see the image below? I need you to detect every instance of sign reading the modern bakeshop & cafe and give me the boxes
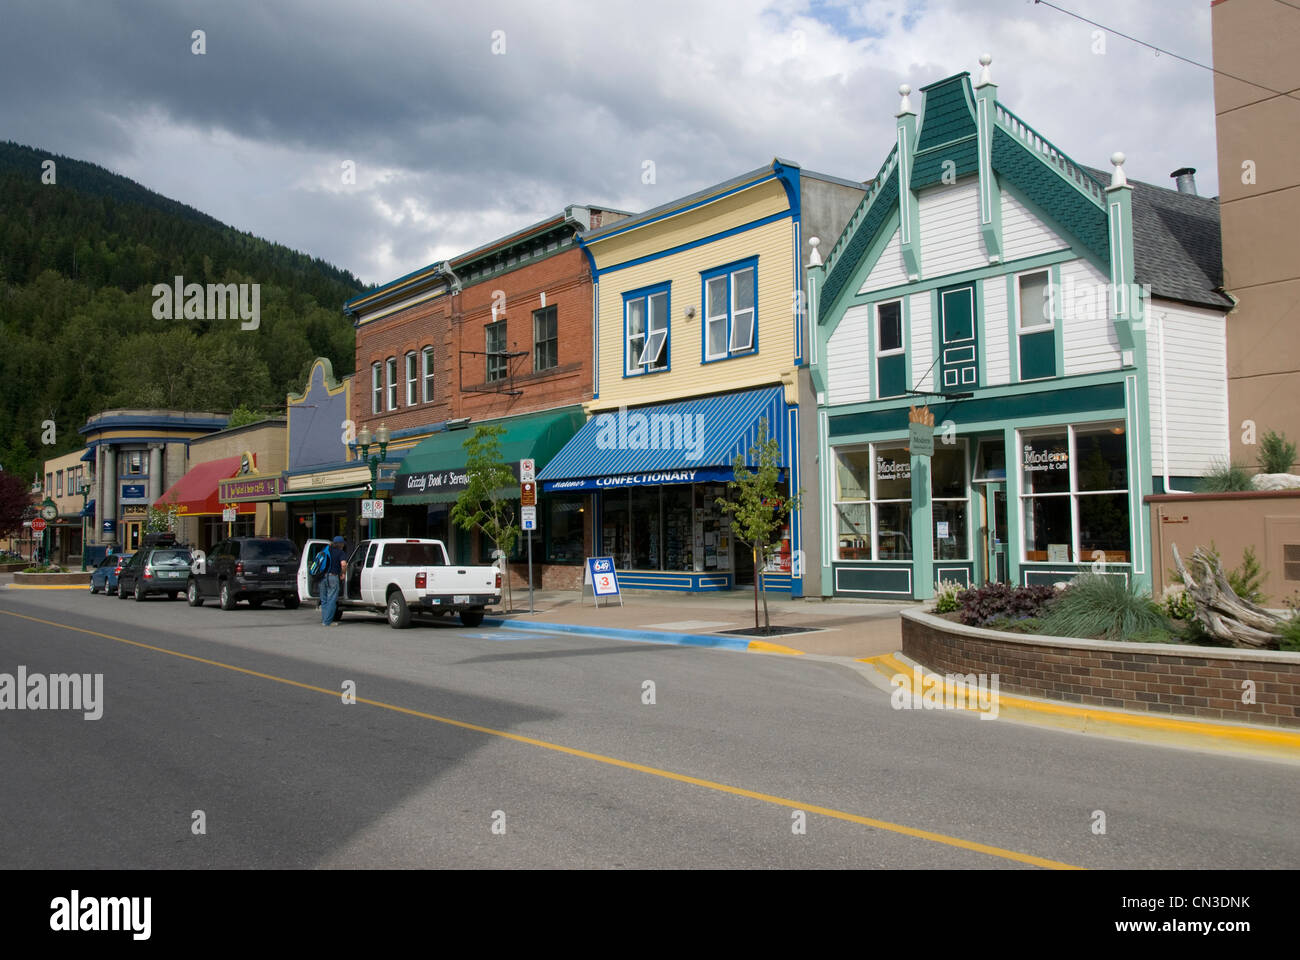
[908,422,934,458]
[1022,444,1069,472]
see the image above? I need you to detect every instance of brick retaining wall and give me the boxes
[901,610,1300,728]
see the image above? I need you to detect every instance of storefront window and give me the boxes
[832,445,912,561]
[602,492,631,569]
[663,486,693,571]
[1020,424,1129,563]
[629,488,660,568]
[545,495,585,564]
[931,444,969,560]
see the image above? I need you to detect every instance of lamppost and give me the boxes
[356,422,390,538]
[78,479,91,571]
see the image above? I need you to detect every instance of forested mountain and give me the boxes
[0,141,368,481]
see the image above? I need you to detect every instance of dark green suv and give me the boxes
[117,537,195,601]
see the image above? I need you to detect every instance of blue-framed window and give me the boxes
[875,299,906,399]
[701,258,758,362]
[623,283,671,376]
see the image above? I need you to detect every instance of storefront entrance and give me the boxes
[977,483,1008,585]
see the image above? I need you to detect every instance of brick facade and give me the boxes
[901,610,1300,728]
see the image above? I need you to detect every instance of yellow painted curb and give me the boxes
[747,639,805,655]
[862,652,1300,760]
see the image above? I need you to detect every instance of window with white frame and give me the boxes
[56,471,63,496]
[486,321,507,381]
[1016,270,1056,380]
[1020,422,1129,564]
[833,444,913,561]
[875,299,906,398]
[126,451,144,475]
[372,362,382,414]
[386,357,397,410]
[405,351,418,406]
[421,346,434,402]
[625,286,669,375]
[702,261,757,361]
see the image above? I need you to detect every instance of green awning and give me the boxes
[393,406,586,504]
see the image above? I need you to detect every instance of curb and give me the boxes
[5,584,90,590]
[862,652,1300,762]
[482,617,805,655]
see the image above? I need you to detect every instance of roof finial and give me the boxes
[807,236,822,267]
[976,53,993,86]
[1110,151,1128,188]
[896,84,914,117]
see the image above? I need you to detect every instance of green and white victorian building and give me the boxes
[806,57,1232,600]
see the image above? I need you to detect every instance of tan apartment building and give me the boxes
[1213,0,1300,468]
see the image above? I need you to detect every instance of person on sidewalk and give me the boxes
[319,536,348,627]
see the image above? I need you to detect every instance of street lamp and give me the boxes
[78,480,91,571]
[357,422,390,538]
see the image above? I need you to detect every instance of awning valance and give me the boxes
[154,456,255,516]
[280,486,370,503]
[537,386,788,491]
[393,406,585,504]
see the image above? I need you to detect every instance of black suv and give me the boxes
[187,537,301,610]
[116,534,194,601]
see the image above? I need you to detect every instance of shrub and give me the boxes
[957,582,1057,626]
[981,616,1043,634]
[1229,546,1267,604]
[1160,585,1195,621]
[1277,617,1300,653]
[933,579,965,614]
[1038,574,1168,641]
[1258,430,1297,475]
[1197,460,1254,492]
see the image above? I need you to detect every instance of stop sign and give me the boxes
[31,518,47,532]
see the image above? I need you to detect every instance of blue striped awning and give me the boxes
[537,386,788,491]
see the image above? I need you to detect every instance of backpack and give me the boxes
[309,547,330,578]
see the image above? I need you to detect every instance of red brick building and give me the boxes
[345,205,628,589]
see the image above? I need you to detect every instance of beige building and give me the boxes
[41,447,92,564]
[1213,0,1300,468]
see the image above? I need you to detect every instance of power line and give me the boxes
[1033,0,1300,104]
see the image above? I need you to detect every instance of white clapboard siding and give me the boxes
[1060,258,1122,375]
[857,227,908,295]
[910,292,933,392]
[827,303,872,405]
[1001,190,1070,261]
[983,277,1010,386]
[918,179,985,278]
[1145,300,1229,476]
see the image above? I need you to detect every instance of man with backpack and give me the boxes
[317,535,348,627]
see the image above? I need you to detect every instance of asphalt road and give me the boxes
[1,585,1297,869]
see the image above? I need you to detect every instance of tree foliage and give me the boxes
[0,141,366,481]
[0,471,32,536]
[450,425,520,608]
[715,417,800,632]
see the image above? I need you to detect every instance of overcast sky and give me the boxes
[2,0,1224,287]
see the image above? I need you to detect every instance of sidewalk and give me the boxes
[487,588,915,659]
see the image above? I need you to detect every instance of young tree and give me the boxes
[715,417,801,633]
[450,424,521,611]
[146,500,180,533]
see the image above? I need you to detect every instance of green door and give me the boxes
[940,285,978,390]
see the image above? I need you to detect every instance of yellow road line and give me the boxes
[6,584,90,590]
[865,652,1300,751]
[0,608,1083,870]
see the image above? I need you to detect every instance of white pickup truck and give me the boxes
[297,538,501,628]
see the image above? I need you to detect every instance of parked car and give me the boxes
[117,542,194,600]
[188,537,301,610]
[90,552,134,595]
[296,537,500,628]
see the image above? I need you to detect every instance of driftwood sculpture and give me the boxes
[1170,543,1281,648]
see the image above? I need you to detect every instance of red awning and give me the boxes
[154,456,256,517]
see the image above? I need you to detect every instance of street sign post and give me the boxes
[520,481,536,506]
[519,458,535,482]
[31,518,47,533]
[361,499,385,519]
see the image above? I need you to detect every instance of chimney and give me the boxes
[1170,167,1198,195]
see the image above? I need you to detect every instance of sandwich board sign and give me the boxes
[583,556,623,607]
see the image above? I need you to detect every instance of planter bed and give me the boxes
[902,608,1300,728]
